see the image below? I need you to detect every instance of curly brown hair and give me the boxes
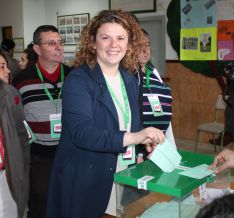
[74,10,145,73]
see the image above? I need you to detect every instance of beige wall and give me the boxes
[166,62,224,143]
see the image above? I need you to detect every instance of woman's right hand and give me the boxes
[123,127,165,148]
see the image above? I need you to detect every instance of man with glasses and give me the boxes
[12,25,71,218]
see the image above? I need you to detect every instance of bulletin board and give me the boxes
[57,13,90,45]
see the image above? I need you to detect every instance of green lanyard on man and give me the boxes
[36,63,64,138]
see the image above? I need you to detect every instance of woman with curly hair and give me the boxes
[46,9,165,218]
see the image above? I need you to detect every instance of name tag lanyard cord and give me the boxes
[144,64,155,96]
[144,65,164,116]
[105,75,130,131]
[145,64,151,90]
[144,64,166,94]
[36,63,64,114]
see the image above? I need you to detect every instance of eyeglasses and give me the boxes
[39,40,64,47]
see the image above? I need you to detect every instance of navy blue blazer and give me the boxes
[46,64,141,218]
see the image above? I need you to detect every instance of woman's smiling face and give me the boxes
[95,22,129,69]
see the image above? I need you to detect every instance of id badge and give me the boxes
[23,120,36,144]
[123,145,134,159]
[119,145,136,167]
[147,95,164,117]
[50,113,62,139]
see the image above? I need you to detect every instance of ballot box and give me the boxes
[114,150,222,218]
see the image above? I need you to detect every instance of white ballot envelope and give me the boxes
[149,138,182,172]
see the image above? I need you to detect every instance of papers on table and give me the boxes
[178,164,214,179]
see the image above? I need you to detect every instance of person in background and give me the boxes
[195,193,234,218]
[46,9,165,218]
[1,38,20,82]
[136,29,176,162]
[0,50,30,218]
[19,43,38,70]
[209,62,234,147]
[210,149,234,174]
[12,25,71,218]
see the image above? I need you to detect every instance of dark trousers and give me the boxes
[27,153,54,218]
[225,104,234,141]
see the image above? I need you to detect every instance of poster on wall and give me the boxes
[180,0,217,60]
[217,0,234,20]
[217,20,234,60]
[180,27,217,60]
[109,0,156,13]
[180,0,216,29]
[57,13,90,45]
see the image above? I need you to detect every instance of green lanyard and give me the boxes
[36,63,64,113]
[105,75,130,130]
[145,64,151,88]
